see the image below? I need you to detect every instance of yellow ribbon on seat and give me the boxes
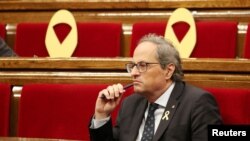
[45,9,78,57]
[165,8,197,58]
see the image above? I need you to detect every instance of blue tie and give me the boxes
[141,103,158,141]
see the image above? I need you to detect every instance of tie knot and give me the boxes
[149,103,158,113]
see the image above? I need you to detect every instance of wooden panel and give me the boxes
[182,58,250,73]
[0,72,132,85]
[1,57,250,72]
[0,0,250,10]
[0,57,131,70]
[0,58,250,87]
[1,72,249,88]
[185,74,250,88]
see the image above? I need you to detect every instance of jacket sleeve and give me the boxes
[191,92,222,141]
[89,118,115,141]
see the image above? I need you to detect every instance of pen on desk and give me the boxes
[101,83,133,99]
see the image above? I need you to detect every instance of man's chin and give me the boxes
[134,87,144,94]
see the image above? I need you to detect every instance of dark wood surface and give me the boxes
[1,0,250,10]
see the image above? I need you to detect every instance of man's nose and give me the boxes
[130,66,140,76]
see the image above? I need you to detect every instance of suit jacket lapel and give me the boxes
[153,81,185,141]
[127,98,148,141]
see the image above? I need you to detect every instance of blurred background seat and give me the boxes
[130,21,238,58]
[129,22,166,56]
[17,83,133,140]
[0,83,11,136]
[14,22,122,57]
[0,23,6,39]
[204,87,250,124]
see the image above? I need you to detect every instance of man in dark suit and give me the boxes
[89,34,222,141]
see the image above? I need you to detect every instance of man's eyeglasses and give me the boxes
[125,62,160,73]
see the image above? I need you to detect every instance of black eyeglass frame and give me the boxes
[125,61,160,73]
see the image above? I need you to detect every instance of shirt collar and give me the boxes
[154,82,175,108]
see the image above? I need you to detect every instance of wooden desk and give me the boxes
[0,137,81,141]
[1,57,250,72]
[0,57,250,88]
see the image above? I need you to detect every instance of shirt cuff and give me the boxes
[90,116,111,129]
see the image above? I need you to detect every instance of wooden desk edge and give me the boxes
[1,57,250,72]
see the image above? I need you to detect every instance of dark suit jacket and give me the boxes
[89,81,222,141]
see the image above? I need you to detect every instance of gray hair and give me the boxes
[138,33,183,81]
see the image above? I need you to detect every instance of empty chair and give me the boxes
[204,87,250,124]
[0,83,11,136]
[0,23,6,39]
[15,22,122,57]
[17,83,133,140]
[130,21,237,58]
[243,23,250,58]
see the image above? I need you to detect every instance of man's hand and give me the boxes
[94,83,125,120]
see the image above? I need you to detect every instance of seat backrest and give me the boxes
[192,21,237,58]
[130,21,237,58]
[0,83,11,136]
[204,87,250,124]
[17,83,133,140]
[0,23,6,39]
[75,22,122,57]
[15,22,122,57]
[130,22,167,56]
[243,23,250,58]
[14,23,48,57]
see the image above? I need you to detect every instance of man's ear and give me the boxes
[165,63,175,79]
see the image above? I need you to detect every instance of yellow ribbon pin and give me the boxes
[162,111,170,120]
